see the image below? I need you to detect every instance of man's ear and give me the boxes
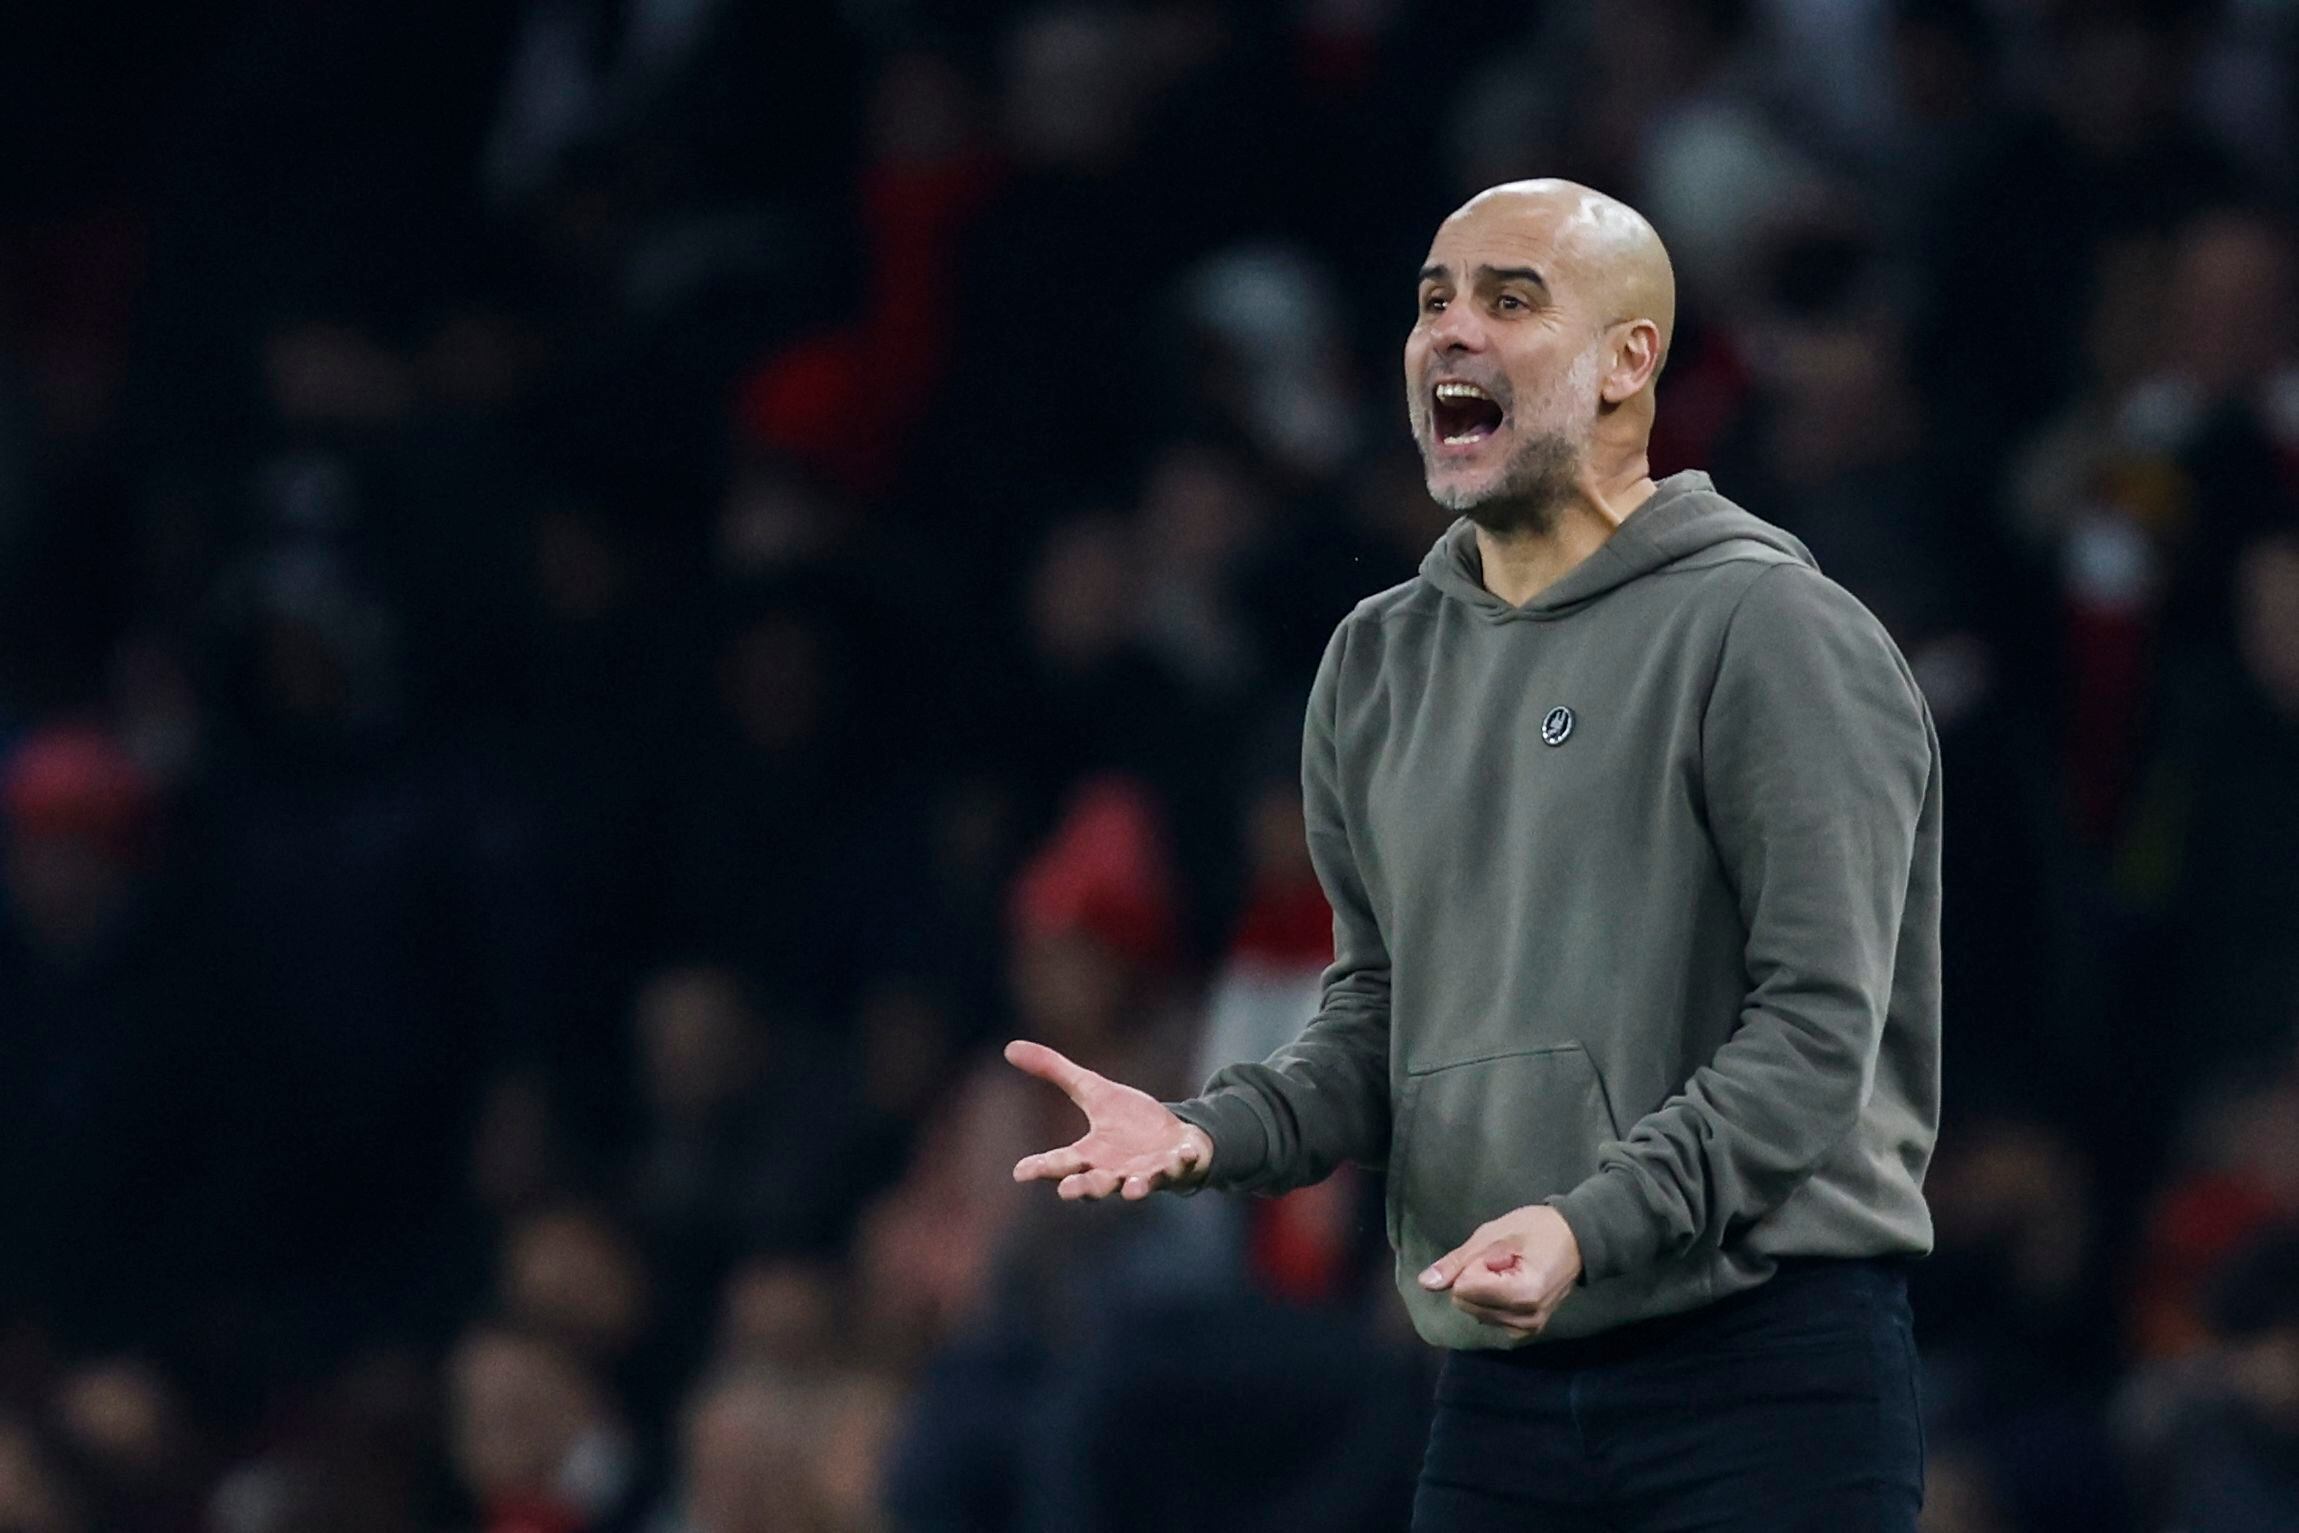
[1600,319,1662,404]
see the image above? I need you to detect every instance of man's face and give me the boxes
[1405,203,1604,530]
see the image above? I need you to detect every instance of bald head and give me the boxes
[1443,179,1677,374]
[1406,180,1674,530]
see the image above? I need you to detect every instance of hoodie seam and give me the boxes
[1627,548,1801,586]
[1697,561,1802,775]
[1653,544,1805,577]
[1346,584,1441,630]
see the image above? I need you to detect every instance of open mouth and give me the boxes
[1431,381,1505,446]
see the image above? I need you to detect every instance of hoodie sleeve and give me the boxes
[1550,562,1934,1280]
[1166,624,1391,1194]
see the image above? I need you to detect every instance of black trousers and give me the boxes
[1411,1258,1924,1532]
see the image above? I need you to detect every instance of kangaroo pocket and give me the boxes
[1387,1043,1623,1268]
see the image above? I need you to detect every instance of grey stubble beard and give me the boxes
[1429,429,1581,536]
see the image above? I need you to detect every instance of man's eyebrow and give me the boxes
[1475,264,1548,291]
[1417,262,1551,292]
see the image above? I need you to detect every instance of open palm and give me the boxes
[1006,1039,1213,1200]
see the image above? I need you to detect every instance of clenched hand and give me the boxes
[1006,1039,1214,1200]
[1418,1204,1583,1338]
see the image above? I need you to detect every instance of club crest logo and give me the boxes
[1540,706,1575,747]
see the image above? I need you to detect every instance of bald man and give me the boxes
[1009,181,1938,1531]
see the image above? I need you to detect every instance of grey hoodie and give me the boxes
[1170,470,1941,1349]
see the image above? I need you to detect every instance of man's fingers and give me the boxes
[1017,1133,1197,1204]
[1013,1146,1088,1183]
[1452,1279,1530,1314]
[1058,1169,1121,1201]
[1117,1146,1188,1199]
[1449,1252,1526,1305]
[1003,1039,1098,1104]
[1018,1144,1188,1201]
[1449,1280,1560,1334]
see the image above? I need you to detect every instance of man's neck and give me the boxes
[1474,463,1658,607]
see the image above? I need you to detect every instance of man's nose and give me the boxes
[1426,304,1487,354]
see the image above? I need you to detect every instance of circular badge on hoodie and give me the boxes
[1541,706,1574,746]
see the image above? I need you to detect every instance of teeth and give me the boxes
[1441,432,1482,445]
[1434,382,1491,401]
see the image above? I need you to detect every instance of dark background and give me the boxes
[3,1,2298,1530]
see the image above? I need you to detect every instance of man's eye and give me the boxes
[1497,293,1525,311]
[1422,294,1447,314]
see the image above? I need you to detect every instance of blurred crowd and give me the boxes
[3,0,2299,1529]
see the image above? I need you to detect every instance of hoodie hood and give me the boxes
[1419,470,1817,622]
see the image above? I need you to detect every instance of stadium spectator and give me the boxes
[447,1323,648,1533]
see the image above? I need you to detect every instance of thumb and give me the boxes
[1419,1235,1488,1291]
[1003,1039,1098,1106]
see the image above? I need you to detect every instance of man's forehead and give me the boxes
[1424,222,1560,266]
[1422,219,1575,291]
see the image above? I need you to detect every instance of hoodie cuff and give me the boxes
[1549,1170,1663,1284]
[1165,1092,1271,1194]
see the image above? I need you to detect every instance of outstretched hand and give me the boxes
[1006,1039,1214,1201]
